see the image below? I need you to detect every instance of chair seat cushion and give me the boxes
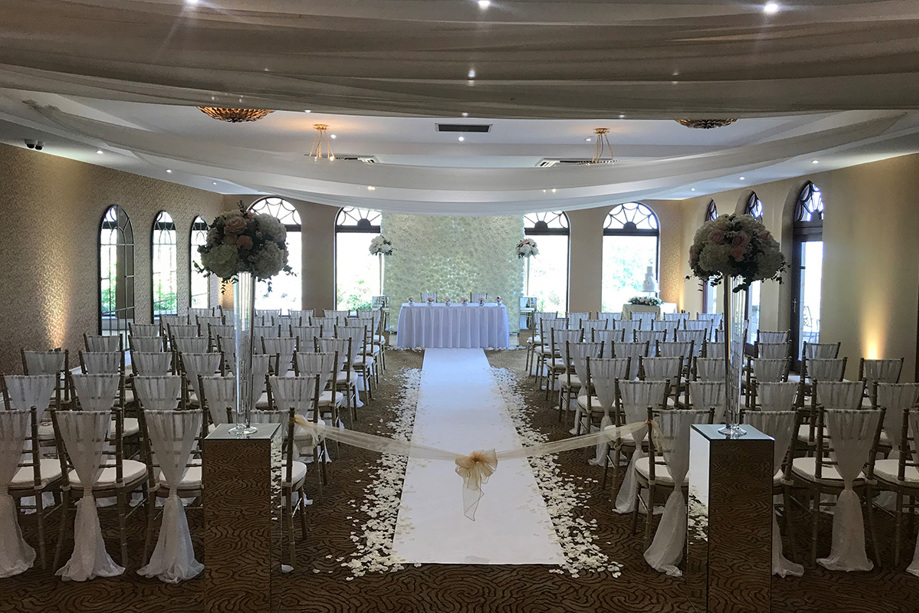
[286,461,308,488]
[70,459,147,489]
[11,459,63,489]
[577,394,604,411]
[110,417,139,438]
[560,374,581,389]
[796,423,826,443]
[156,466,202,490]
[791,457,864,483]
[874,459,919,485]
[254,391,271,409]
[635,457,673,484]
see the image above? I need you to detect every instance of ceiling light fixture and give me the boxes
[308,123,335,161]
[618,114,626,119]
[589,127,615,165]
[467,69,476,79]
[739,176,746,181]
[96,150,104,155]
[764,2,779,14]
[304,110,311,113]
[478,0,490,8]
[166,169,173,173]
[812,160,819,164]
[197,107,275,123]
[691,188,696,192]
[676,118,738,129]
[462,112,469,117]
[367,185,376,191]
[458,136,465,142]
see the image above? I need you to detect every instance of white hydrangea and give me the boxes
[256,213,287,243]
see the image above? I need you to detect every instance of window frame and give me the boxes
[190,215,210,309]
[602,202,661,311]
[98,204,135,339]
[248,197,302,311]
[150,210,178,321]
[523,210,571,312]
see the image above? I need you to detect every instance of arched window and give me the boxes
[335,207,382,310]
[705,200,718,222]
[792,182,824,361]
[743,192,764,342]
[151,211,177,321]
[602,202,660,312]
[745,193,764,219]
[190,216,210,309]
[702,201,718,312]
[523,211,570,313]
[249,197,302,311]
[100,205,135,339]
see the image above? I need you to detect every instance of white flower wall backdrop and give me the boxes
[382,214,524,332]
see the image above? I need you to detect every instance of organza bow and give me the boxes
[454,449,498,520]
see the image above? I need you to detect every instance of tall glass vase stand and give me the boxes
[229,271,258,436]
[719,277,748,437]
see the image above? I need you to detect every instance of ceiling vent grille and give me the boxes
[436,123,492,133]
[537,158,615,167]
[333,155,378,164]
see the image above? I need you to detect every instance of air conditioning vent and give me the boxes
[333,155,378,164]
[537,158,615,167]
[436,123,492,133]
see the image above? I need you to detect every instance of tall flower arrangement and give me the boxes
[197,202,292,282]
[369,234,394,256]
[688,213,785,291]
[515,237,538,258]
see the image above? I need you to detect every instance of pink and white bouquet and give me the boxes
[628,296,663,306]
[516,237,538,258]
[460,297,469,305]
[426,296,435,304]
[408,296,414,304]
[197,201,292,282]
[495,296,503,305]
[477,297,486,306]
[444,297,452,305]
[369,234,394,256]
[689,214,785,292]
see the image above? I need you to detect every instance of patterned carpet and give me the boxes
[3,349,918,613]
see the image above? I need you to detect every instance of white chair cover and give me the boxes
[613,342,649,380]
[631,311,656,328]
[635,330,665,345]
[81,352,122,374]
[0,411,36,577]
[705,343,726,359]
[270,376,320,450]
[688,381,726,421]
[862,359,903,385]
[316,338,362,407]
[658,341,693,360]
[85,335,122,352]
[805,342,840,359]
[743,410,804,577]
[55,410,124,581]
[597,312,622,326]
[173,337,209,355]
[758,382,799,411]
[263,336,297,377]
[199,375,236,425]
[615,319,641,335]
[694,358,725,381]
[131,336,165,354]
[71,374,120,413]
[817,381,866,410]
[23,350,66,376]
[133,376,183,412]
[295,352,337,397]
[132,352,172,376]
[137,410,204,583]
[586,358,627,465]
[756,343,788,360]
[4,374,55,420]
[644,409,710,576]
[641,357,682,383]
[877,384,919,454]
[675,330,706,356]
[908,411,919,577]
[181,353,222,401]
[753,359,787,383]
[566,342,604,431]
[816,409,881,571]
[614,380,667,514]
[807,358,846,382]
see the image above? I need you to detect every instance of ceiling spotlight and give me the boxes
[618,114,625,119]
[212,181,218,185]
[367,185,376,191]
[478,0,490,7]
[166,169,173,174]
[763,2,779,14]
[812,159,819,164]
[690,188,696,192]
[304,110,311,113]
[96,149,104,155]
[330,134,337,139]
[186,0,198,5]
[461,112,469,117]
[467,69,476,79]
[551,188,557,193]
[739,176,745,181]
[458,136,465,142]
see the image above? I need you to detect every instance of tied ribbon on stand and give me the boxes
[454,450,498,520]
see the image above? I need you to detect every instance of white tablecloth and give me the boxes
[621,302,679,320]
[396,303,510,349]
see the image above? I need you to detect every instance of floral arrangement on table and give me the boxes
[369,234,394,256]
[196,201,292,283]
[688,213,786,292]
[495,296,503,305]
[516,237,538,258]
[477,297,486,306]
[408,296,414,304]
[460,297,469,305]
[426,296,435,304]
[444,297,452,305]
[628,296,662,306]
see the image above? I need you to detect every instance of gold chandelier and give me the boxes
[676,118,738,129]
[308,123,335,161]
[196,106,275,123]
[589,127,614,164]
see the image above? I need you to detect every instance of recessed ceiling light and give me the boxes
[672,70,680,77]
[304,110,311,113]
[764,2,779,14]
[618,114,625,119]
[467,69,476,79]
[330,134,337,139]
[478,0,490,8]
[690,188,696,192]
[186,0,198,5]
[212,181,218,185]
[585,137,592,142]
[96,149,104,155]
[739,176,745,181]
[551,188,557,193]
[542,189,547,193]
[367,185,376,191]
[811,159,819,164]
[458,136,465,142]
[461,112,469,117]
[166,169,173,173]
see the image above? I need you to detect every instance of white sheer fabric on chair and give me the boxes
[817,380,866,410]
[0,410,36,577]
[908,411,919,576]
[4,374,56,420]
[131,352,173,377]
[817,409,882,571]
[743,410,804,577]
[269,375,322,455]
[199,375,236,426]
[173,337,209,355]
[137,409,204,583]
[54,410,125,581]
[582,357,627,467]
[133,376,183,412]
[643,409,710,576]
[872,383,919,513]
[614,380,668,514]
[563,341,604,431]
[263,336,297,377]
[80,351,123,375]
[758,382,800,411]
[180,353,222,407]
[84,335,122,353]
[131,336,166,354]
[693,357,725,382]
[687,381,726,421]
[71,374,120,413]
[630,311,656,329]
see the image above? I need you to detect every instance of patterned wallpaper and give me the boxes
[381,214,524,331]
[0,143,223,375]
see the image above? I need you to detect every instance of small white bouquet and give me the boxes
[516,238,538,258]
[369,234,394,256]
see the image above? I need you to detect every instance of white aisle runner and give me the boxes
[392,349,565,564]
